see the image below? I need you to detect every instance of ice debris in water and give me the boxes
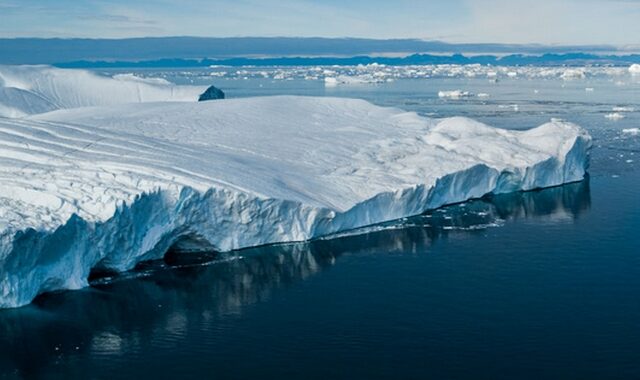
[605,112,625,120]
[612,106,634,112]
[561,69,586,80]
[438,90,472,99]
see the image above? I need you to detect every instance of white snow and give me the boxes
[0,66,592,308]
[0,65,205,118]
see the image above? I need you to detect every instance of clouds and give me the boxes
[455,0,640,44]
[0,0,638,45]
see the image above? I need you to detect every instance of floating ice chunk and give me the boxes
[622,128,640,135]
[605,112,625,120]
[0,95,592,308]
[477,93,490,98]
[613,106,634,112]
[499,104,519,111]
[438,90,472,99]
[324,75,380,86]
[561,69,586,80]
[324,77,338,86]
[629,64,640,75]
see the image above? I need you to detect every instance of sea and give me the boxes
[1,67,639,379]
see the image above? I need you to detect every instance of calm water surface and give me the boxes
[1,71,639,379]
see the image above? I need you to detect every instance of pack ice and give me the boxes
[0,66,591,308]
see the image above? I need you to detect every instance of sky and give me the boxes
[1,0,639,46]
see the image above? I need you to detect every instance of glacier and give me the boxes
[0,66,591,308]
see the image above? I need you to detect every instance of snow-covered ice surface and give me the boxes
[0,67,592,308]
[0,65,205,118]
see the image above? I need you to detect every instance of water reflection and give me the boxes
[0,180,590,378]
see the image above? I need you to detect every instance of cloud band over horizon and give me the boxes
[1,0,639,46]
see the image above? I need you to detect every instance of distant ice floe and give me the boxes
[324,74,387,86]
[629,64,640,75]
[605,112,626,120]
[0,67,593,307]
[623,128,640,135]
[605,106,635,120]
[438,90,472,99]
[499,104,520,112]
[613,106,635,112]
[561,69,586,80]
[438,90,490,99]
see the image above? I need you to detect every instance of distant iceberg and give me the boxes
[0,65,205,118]
[438,90,472,99]
[605,112,625,120]
[0,67,592,308]
[629,64,640,75]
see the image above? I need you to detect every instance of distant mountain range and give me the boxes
[1,37,638,66]
[56,53,640,68]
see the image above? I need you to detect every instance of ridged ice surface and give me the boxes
[0,78,591,308]
[0,65,204,118]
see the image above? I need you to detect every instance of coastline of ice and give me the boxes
[0,66,592,308]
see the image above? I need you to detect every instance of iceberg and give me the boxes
[0,69,592,308]
[0,65,205,118]
[629,64,640,75]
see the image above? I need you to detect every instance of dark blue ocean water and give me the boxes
[1,71,639,379]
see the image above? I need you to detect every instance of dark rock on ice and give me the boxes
[198,85,225,101]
